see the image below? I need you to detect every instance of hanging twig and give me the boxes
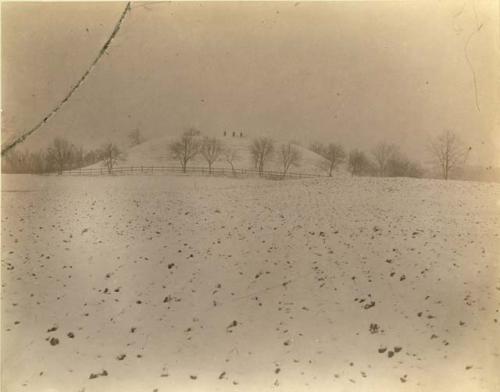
[1,2,132,156]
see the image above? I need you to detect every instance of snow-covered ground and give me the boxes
[2,174,499,392]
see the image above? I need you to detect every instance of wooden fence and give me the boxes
[48,166,326,180]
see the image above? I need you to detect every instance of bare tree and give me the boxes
[99,143,123,174]
[316,143,346,177]
[348,149,372,176]
[46,138,75,174]
[30,150,48,174]
[200,137,223,174]
[428,130,469,180]
[128,128,145,147]
[2,148,30,173]
[169,128,201,173]
[223,147,239,175]
[250,137,274,176]
[278,143,302,176]
[2,142,99,174]
[372,142,399,176]
[386,155,423,178]
[71,146,85,169]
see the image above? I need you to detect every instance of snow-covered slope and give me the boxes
[2,174,499,392]
[110,135,344,176]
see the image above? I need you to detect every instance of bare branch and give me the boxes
[315,143,346,177]
[169,128,201,173]
[249,138,274,176]
[278,143,302,176]
[200,137,223,174]
[428,130,469,180]
[348,149,372,176]
[371,142,399,177]
[223,147,239,175]
[98,142,123,174]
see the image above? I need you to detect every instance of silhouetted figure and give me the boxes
[232,131,235,137]
[223,131,226,137]
[240,132,243,137]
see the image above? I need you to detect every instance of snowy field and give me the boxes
[2,174,500,392]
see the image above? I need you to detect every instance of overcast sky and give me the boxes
[2,1,499,166]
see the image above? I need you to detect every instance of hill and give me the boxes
[110,134,347,176]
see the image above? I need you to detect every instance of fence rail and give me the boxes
[46,166,326,180]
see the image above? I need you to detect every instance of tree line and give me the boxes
[169,128,428,178]
[2,128,469,180]
[2,138,125,175]
[309,142,424,178]
[169,129,469,180]
[2,129,145,174]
